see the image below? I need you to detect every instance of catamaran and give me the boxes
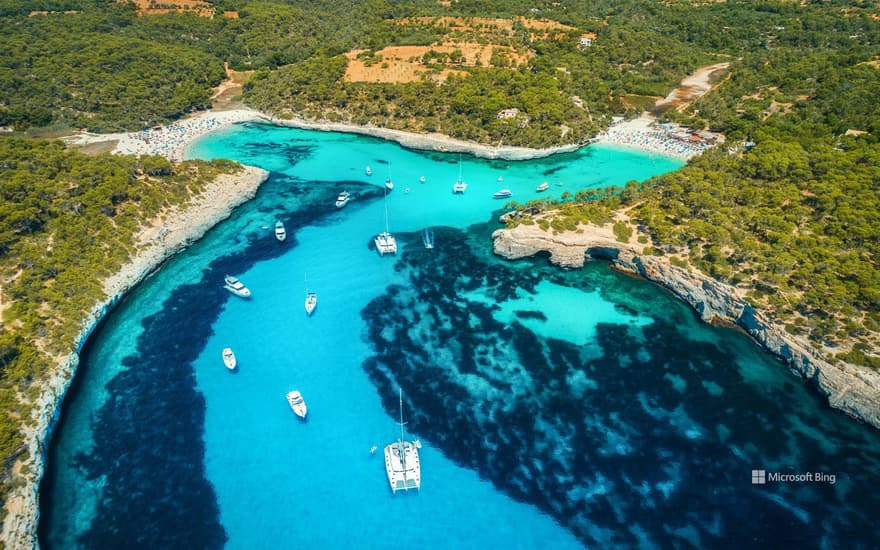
[223,275,251,298]
[452,155,467,193]
[384,389,421,494]
[221,347,236,370]
[374,190,397,255]
[274,220,286,241]
[286,390,308,420]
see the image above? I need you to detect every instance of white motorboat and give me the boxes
[305,291,317,315]
[286,390,308,420]
[221,347,236,370]
[452,155,466,193]
[536,182,549,192]
[274,220,286,241]
[497,176,504,182]
[365,165,372,176]
[493,189,513,199]
[335,190,351,208]
[375,190,397,255]
[223,275,251,298]
[384,389,421,493]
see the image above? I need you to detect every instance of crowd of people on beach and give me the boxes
[98,108,715,163]
[115,110,258,160]
[598,121,715,160]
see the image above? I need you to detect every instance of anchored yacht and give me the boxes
[335,190,351,208]
[286,390,308,420]
[384,389,421,494]
[223,275,251,298]
[221,348,236,370]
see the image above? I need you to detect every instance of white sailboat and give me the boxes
[304,273,317,315]
[365,165,372,176]
[452,155,466,193]
[385,163,394,191]
[422,228,434,249]
[374,189,397,255]
[384,389,421,494]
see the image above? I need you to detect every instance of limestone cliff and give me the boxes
[492,222,880,429]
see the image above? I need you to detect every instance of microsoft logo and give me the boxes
[751,469,766,485]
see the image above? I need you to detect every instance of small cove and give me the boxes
[39,123,880,548]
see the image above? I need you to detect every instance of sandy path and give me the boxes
[655,62,731,112]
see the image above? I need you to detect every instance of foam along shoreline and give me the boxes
[64,107,709,164]
[0,164,269,550]
[491,222,880,430]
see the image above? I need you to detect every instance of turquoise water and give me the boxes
[40,123,880,548]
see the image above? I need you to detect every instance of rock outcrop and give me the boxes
[492,222,880,429]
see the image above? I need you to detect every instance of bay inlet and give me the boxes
[39,123,880,548]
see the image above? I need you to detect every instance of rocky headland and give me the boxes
[492,222,880,430]
[0,164,269,550]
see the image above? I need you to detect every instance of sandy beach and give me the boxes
[63,107,717,164]
[593,113,717,160]
[0,164,269,550]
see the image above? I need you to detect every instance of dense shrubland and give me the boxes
[0,137,240,514]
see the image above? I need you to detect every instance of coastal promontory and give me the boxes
[492,220,880,429]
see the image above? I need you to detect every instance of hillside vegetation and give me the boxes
[0,0,878,528]
[0,137,240,517]
[507,46,880,365]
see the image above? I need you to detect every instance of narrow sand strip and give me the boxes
[63,107,717,164]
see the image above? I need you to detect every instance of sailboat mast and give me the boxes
[384,189,391,234]
[398,388,408,476]
[398,388,405,442]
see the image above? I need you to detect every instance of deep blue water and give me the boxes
[39,123,880,548]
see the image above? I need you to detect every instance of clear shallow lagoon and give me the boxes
[40,123,880,548]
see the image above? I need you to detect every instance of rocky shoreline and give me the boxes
[0,165,269,550]
[491,222,880,430]
[264,115,588,160]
